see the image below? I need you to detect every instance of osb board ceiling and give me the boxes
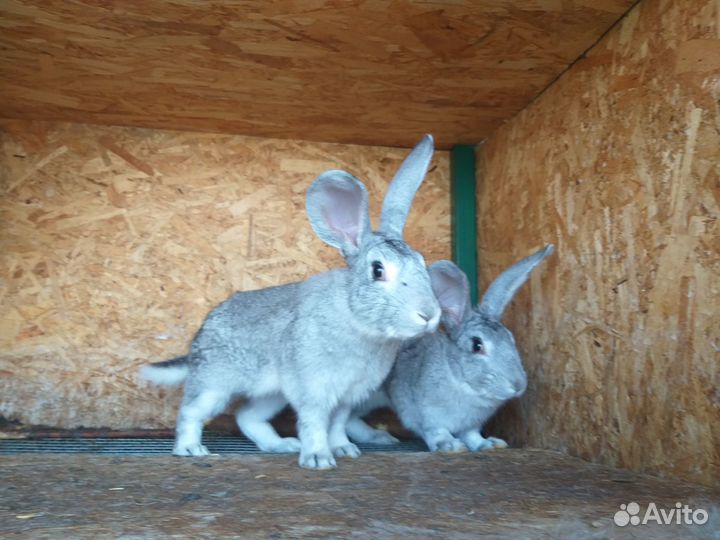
[0,1,633,149]
[477,0,719,485]
[0,119,451,429]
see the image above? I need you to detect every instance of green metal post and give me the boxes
[450,145,478,305]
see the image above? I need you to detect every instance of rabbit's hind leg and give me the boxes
[346,415,399,445]
[174,389,230,456]
[235,394,301,453]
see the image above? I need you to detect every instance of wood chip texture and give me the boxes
[2,450,719,539]
[477,0,720,486]
[0,0,633,148]
[0,120,450,430]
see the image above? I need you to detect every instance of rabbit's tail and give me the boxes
[139,356,190,386]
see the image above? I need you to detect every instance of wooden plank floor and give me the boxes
[1,449,718,539]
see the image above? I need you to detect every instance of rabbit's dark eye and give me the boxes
[371,261,385,281]
[472,337,485,354]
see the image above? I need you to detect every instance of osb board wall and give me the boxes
[478,0,719,485]
[0,0,633,148]
[0,120,450,429]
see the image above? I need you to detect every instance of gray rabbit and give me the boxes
[140,135,441,469]
[347,245,554,452]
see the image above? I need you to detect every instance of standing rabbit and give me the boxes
[140,135,441,469]
[346,245,554,452]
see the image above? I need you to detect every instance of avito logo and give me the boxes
[614,502,708,527]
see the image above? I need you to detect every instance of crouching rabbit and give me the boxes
[347,245,554,452]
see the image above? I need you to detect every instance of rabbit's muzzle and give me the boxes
[413,308,441,334]
[412,299,442,334]
[512,377,528,397]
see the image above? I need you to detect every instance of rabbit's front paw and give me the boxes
[332,443,361,458]
[487,437,508,449]
[467,436,508,451]
[299,450,337,470]
[466,438,492,451]
[261,437,302,453]
[460,429,508,452]
[432,438,467,453]
[173,444,210,457]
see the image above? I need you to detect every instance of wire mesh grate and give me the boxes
[0,434,427,455]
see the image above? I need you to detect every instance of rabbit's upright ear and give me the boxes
[379,134,434,238]
[479,244,555,319]
[429,260,471,335]
[306,170,371,257]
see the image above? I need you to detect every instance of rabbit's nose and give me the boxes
[413,309,440,332]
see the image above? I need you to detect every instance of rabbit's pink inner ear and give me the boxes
[323,211,360,247]
[307,170,371,254]
[321,188,364,247]
[437,288,465,328]
[429,262,470,331]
